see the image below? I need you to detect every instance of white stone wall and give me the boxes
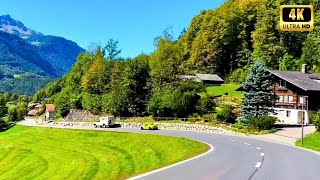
[43,122,245,136]
[271,108,311,125]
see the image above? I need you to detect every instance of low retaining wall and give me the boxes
[42,122,245,136]
[121,122,245,136]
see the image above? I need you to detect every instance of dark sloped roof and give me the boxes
[269,70,320,91]
[195,74,224,82]
[177,75,202,82]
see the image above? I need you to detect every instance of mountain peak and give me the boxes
[0,14,41,38]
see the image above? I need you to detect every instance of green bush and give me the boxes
[203,113,217,122]
[0,118,7,128]
[54,91,71,117]
[216,105,236,123]
[311,111,320,132]
[148,82,203,117]
[81,93,102,114]
[231,123,245,129]
[196,94,215,115]
[248,116,276,130]
[7,107,17,122]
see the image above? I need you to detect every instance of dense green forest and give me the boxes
[0,92,31,129]
[34,0,320,118]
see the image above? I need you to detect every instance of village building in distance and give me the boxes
[178,74,224,86]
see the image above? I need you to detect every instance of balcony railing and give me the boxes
[275,101,307,110]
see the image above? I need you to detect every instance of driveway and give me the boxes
[253,125,316,145]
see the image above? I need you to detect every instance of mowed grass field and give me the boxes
[296,132,320,152]
[0,125,209,180]
[206,84,243,97]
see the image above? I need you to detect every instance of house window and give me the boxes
[289,96,294,103]
[299,96,304,104]
[279,80,287,87]
[279,110,285,118]
[284,96,289,103]
[279,96,284,102]
[286,110,291,118]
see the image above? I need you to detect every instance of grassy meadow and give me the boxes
[296,132,320,152]
[206,84,243,97]
[0,125,208,180]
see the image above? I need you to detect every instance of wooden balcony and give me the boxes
[275,101,307,110]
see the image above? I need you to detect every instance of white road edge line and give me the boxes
[231,139,236,141]
[255,162,262,168]
[261,153,264,157]
[127,141,214,180]
[244,143,251,146]
[256,147,261,150]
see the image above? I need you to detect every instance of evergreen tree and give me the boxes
[103,38,122,61]
[0,97,8,117]
[240,60,275,125]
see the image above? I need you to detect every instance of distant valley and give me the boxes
[0,15,84,95]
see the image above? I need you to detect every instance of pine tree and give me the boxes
[240,60,275,125]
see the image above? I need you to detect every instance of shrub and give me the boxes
[216,105,236,123]
[7,107,17,122]
[196,94,215,115]
[231,123,245,129]
[148,82,203,117]
[311,111,320,132]
[55,92,71,117]
[0,118,7,128]
[203,113,217,122]
[248,116,276,130]
[81,93,101,114]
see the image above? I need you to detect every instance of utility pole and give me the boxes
[301,96,308,146]
[301,96,304,146]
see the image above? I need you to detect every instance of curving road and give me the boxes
[103,128,320,180]
[18,120,320,180]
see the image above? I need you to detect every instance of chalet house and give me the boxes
[45,104,56,121]
[237,64,320,125]
[179,74,224,86]
[27,103,43,116]
[268,65,320,125]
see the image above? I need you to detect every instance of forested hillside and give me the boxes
[34,0,320,117]
[176,0,320,82]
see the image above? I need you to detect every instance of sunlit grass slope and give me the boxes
[206,84,243,97]
[0,125,208,180]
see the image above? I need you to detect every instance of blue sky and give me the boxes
[0,0,225,58]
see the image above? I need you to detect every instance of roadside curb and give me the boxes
[127,140,214,180]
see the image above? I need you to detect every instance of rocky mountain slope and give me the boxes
[0,15,84,95]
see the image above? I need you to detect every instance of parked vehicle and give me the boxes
[141,123,158,130]
[94,116,116,128]
[48,118,54,123]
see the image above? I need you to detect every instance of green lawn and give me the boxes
[206,84,243,97]
[0,125,208,180]
[296,131,320,151]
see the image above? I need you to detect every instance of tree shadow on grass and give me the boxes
[0,123,16,132]
[108,124,122,128]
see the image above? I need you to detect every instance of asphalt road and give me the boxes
[18,120,320,180]
[103,128,320,180]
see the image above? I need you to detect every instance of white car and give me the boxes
[94,116,115,128]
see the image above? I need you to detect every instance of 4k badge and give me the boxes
[280,5,314,31]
